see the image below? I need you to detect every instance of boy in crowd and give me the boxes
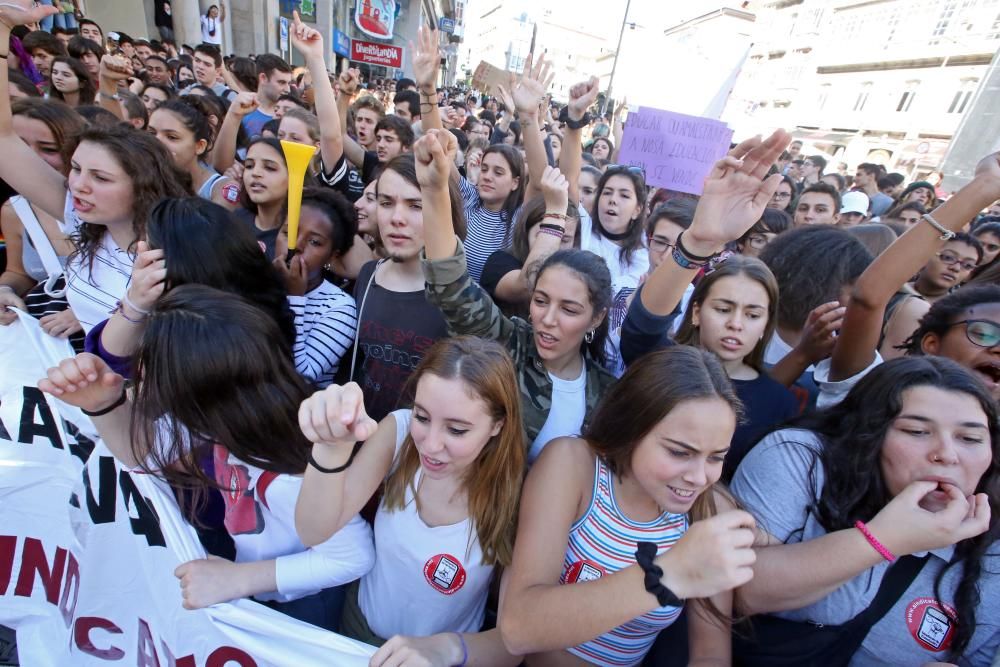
[241,53,293,137]
[794,182,842,226]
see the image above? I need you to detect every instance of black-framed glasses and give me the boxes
[950,319,1000,348]
[771,191,793,201]
[937,250,978,273]
[647,235,675,253]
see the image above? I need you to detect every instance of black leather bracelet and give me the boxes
[558,106,591,130]
[82,389,128,417]
[675,231,718,263]
[308,441,363,474]
[635,541,684,607]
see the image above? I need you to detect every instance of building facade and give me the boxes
[83,0,464,82]
[724,0,1000,180]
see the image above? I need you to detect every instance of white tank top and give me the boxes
[359,409,494,638]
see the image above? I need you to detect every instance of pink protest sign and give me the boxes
[618,107,733,195]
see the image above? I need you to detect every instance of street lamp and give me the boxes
[603,0,632,115]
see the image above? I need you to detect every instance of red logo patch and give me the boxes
[423,554,466,595]
[222,182,241,203]
[905,597,956,652]
[564,560,605,583]
[214,445,265,535]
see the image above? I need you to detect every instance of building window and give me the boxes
[817,83,831,110]
[896,91,915,112]
[948,78,979,114]
[853,82,872,112]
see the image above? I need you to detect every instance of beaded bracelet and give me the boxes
[670,245,709,270]
[542,212,568,221]
[538,227,565,240]
[855,520,896,562]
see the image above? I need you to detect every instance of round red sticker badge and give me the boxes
[564,560,606,584]
[423,554,467,595]
[905,597,956,652]
[222,182,241,203]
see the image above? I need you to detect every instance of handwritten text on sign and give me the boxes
[618,108,733,195]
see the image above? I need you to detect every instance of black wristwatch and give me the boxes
[635,541,684,607]
[559,106,591,130]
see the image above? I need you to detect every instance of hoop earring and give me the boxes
[584,330,595,343]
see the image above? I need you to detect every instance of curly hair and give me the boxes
[790,356,1000,661]
[71,125,191,272]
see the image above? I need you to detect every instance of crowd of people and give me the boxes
[1,1,1000,665]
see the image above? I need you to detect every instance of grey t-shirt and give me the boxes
[731,429,1000,666]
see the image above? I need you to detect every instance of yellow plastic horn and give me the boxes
[280,139,318,262]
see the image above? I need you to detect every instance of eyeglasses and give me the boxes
[771,191,792,201]
[950,319,1000,349]
[936,250,978,273]
[648,236,675,253]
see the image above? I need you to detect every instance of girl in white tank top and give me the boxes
[296,336,526,666]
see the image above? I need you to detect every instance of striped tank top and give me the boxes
[560,456,687,666]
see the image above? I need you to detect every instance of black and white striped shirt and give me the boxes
[459,177,515,284]
[288,280,358,388]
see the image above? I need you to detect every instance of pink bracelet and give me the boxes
[855,520,896,562]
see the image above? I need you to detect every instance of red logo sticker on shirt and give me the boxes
[905,597,956,652]
[222,182,241,203]
[564,560,606,584]
[423,554,466,595]
[214,445,265,536]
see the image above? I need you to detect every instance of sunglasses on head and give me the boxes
[606,164,646,180]
[951,319,1000,349]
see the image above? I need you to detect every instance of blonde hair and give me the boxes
[382,337,526,567]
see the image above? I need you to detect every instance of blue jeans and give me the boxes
[39,1,78,31]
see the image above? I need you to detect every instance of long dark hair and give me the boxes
[590,165,648,266]
[132,284,312,494]
[790,356,999,660]
[152,98,216,158]
[144,197,295,348]
[674,255,780,373]
[535,250,612,364]
[481,144,525,231]
[71,125,191,272]
[49,56,96,105]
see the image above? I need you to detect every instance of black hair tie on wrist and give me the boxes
[82,389,128,417]
[675,231,717,263]
[308,441,363,474]
[635,541,684,608]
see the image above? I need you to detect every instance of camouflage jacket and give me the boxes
[422,240,617,445]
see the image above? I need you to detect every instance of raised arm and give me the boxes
[211,91,257,174]
[510,52,554,201]
[493,166,569,305]
[639,130,791,318]
[295,382,398,546]
[335,67,367,169]
[412,25,443,132]
[560,77,599,205]
[96,55,132,121]
[828,152,1000,381]
[611,99,626,162]
[289,11,343,171]
[0,2,71,220]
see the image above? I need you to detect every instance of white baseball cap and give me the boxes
[841,191,870,215]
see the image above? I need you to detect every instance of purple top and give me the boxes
[84,318,133,378]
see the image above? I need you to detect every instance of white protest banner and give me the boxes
[617,107,733,195]
[0,312,377,666]
[0,311,94,652]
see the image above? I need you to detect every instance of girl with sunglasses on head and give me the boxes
[416,127,615,463]
[820,152,1000,405]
